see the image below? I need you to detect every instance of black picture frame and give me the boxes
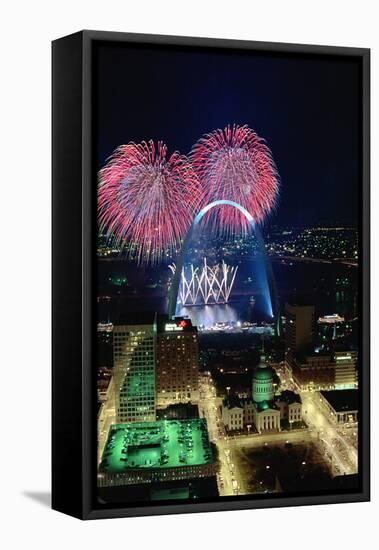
[52,30,370,520]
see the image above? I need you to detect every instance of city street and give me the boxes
[99,370,358,492]
[98,401,116,464]
[198,367,358,498]
[198,373,235,495]
[198,374,223,444]
[301,391,358,476]
[220,429,313,494]
[198,373,315,496]
[276,361,358,476]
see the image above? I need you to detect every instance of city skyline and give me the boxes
[95,41,361,507]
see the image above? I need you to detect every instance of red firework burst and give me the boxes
[190,124,279,234]
[98,140,201,263]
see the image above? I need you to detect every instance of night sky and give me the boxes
[94,41,361,227]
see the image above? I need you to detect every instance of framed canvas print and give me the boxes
[52,31,370,519]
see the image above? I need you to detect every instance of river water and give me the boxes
[97,257,358,326]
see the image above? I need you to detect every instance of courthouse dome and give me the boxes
[253,354,274,381]
[252,354,274,403]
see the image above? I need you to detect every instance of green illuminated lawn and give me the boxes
[100,419,213,473]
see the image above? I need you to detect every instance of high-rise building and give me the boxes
[156,316,199,407]
[285,303,315,367]
[335,274,358,318]
[292,352,334,390]
[333,351,358,389]
[113,313,156,423]
[292,350,358,391]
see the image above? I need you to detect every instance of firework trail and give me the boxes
[98,140,201,263]
[190,124,279,235]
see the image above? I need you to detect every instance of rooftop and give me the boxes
[222,395,279,412]
[223,394,239,409]
[255,400,278,412]
[276,390,302,405]
[253,366,274,381]
[100,419,214,473]
[113,311,156,326]
[157,314,197,334]
[320,389,359,412]
[223,394,253,410]
[156,403,199,420]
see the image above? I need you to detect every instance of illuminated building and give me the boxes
[274,390,302,425]
[97,323,113,370]
[334,351,358,389]
[292,350,358,391]
[318,317,355,342]
[98,419,216,487]
[156,316,199,407]
[319,390,358,424]
[292,352,334,390]
[251,354,280,431]
[252,353,275,402]
[97,322,113,333]
[222,354,302,432]
[97,368,114,404]
[318,314,345,324]
[113,313,156,423]
[222,397,246,430]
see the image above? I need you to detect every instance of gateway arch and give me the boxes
[168,200,281,336]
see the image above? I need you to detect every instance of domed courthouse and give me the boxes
[222,354,302,433]
[251,354,281,432]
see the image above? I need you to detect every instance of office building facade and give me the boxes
[292,350,358,391]
[156,316,199,407]
[113,313,157,423]
[285,303,315,368]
